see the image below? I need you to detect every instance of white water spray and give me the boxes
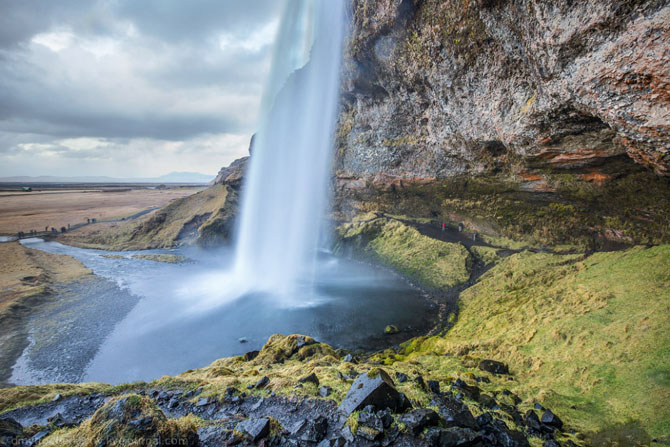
[233,0,346,298]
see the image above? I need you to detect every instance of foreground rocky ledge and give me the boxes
[0,335,574,447]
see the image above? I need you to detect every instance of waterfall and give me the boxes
[233,0,346,298]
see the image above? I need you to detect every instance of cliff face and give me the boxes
[337,0,670,182]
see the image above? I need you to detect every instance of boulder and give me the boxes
[479,360,510,375]
[541,410,563,429]
[435,396,478,430]
[398,408,440,434]
[255,376,270,389]
[427,380,441,394]
[243,350,260,361]
[339,369,411,415]
[235,417,270,442]
[299,372,320,386]
[318,386,332,397]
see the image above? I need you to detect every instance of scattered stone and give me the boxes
[339,369,411,415]
[343,354,354,363]
[534,403,545,411]
[298,372,320,386]
[318,386,332,397]
[243,350,260,361]
[52,394,62,402]
[317,437,346,447]
[452,379,481,400]
[478,359,510,375]
[358,407,384,433]
[478,393,498,409]
[541,410,563,429]
[398,408,440,434]
[236,417,270,442]
[197,397,213,407]
[427,380,441,394]
[425,426,480,447]
[384,325,399,335]
[395,372,408,383]
[167,397,180,409]
[377,408,393,428]
[435,396,478,430]
[524,410,542,431]
[415,375,427,391]
[544,440,561,447]
[255,376,270,389]
[291,416,328,443]
[476,412,493,428]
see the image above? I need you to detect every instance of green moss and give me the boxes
[342,219,472,290]
[443,246,670,440]
[470,245,502,266]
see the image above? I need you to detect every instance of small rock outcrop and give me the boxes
[339,368,411,415]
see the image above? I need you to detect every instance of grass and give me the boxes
[390,246,670,443]
[132,254,186,264]
[337,218,472,289]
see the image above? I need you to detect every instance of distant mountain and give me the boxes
[0,171,214,184]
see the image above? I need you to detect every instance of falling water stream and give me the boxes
[234,0,345,297]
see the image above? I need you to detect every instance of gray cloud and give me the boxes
[0,0,282,176]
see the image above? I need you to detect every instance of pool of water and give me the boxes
[12,239,436,385]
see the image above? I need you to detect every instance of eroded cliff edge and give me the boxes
[335,0,670,248]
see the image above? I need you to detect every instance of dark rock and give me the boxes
[534,403,545,411]
[435,396,478,430]
[377,408,393,428]
[290,416,328,443]
[339,369,410,415]
[255,376,270,389]
[358,408,384,433]
[238,337,248,343]
[318,386,332,397]
[197,397,213,407]
[524,410,542,431]
[476,412,493,428]
[236,417,270,442]
[299,372,320,386]
[317,437,347,447]
[168,397,180,409]
[25,430,50,447]
[198,426,239,446]
[541,410,563,429]
[52,394,62,402]
[424,426,481,446]
[0,418,22,447]
[398,408,440,434]
[395,372,408,383]
[486,420,530,447]
[415,375,426,390]
[243,350,260,361]
[343,354,354,363]
[478,359,509,375]
[452,379,481,400]
[478,393,498,409]
[427,380,441,394]
[543,440,561,447]
[128,416,154,431]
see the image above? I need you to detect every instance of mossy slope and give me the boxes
[336,216,472,289]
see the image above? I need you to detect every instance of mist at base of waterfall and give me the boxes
[11,239,436,385]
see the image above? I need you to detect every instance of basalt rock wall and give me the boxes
[336,0,670,184]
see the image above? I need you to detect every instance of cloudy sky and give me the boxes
[0,0,283,178]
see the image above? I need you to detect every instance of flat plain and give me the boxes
[0,185,204,235]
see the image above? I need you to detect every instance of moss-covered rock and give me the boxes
[336,217,472,289]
